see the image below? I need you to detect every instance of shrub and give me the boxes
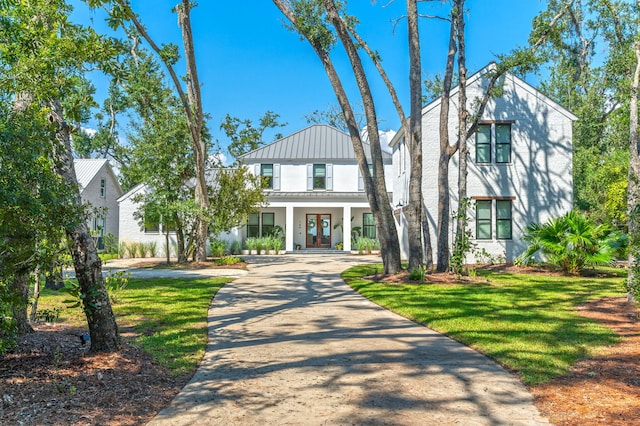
[209,238,227,257]
[271,237,284,252]
[103,233,118,254]
[355,237,376,253]
[215,256,242,266]
[245,237,258,251]
[135,241,147,258]
[230,240,242,255]
[104,270,130,304]
[147,241,158,257]
[408,266,426,282]
[125,241,137,258]
[118,241,127,258]
[518,210,613,274]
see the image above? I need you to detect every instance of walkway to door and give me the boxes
[148,254,549,425]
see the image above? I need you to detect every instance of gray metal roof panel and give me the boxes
[74,158,108,191]
[240,125,392,163]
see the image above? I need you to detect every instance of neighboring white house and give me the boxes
[117,182,241,256]
[74,158,123,249]
[390,64,577,262]
[239,124,394,252]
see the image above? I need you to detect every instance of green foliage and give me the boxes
[355,236,378,254]
[518,211,613,274]
[104,270,130,304]
[214,256,243,266]
[450,198,474,276]
[221,111,286,160]
[244,237,258,251]
[229,240,242,255]
[208,167,266,236]
[102,233,118,254]
[64,280,100,315]
[35,307,62,323]
[408,266,426,282]
[343,264,623,385]
[209,238,227,257]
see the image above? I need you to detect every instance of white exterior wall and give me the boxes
[79,164,121,242]
[393,71,574,263]
[118,185,240,257]
[256,162,393,193]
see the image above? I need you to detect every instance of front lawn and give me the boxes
[38,276,231,376]
[343,265,626,386]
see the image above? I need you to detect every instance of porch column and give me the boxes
[343,205,352,252]
[285,205,294,252]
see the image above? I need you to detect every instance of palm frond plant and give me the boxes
[518,211,613,274]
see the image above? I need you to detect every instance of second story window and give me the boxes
[100,178,106,197]
[313,164,326,189]
[475,125,491,163]
[495,124,512,163]
[475,122,513,164]
[261,164,273,189]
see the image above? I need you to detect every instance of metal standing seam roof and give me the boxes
[73,158,108,192]
[240,124,392,163]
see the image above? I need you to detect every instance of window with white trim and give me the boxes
[475,200,492,240]
[261,164,273,189]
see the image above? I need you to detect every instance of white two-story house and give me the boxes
[239,124,393,252]
[391,64,576,262]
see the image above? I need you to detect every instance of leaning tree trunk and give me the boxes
[49,98,121,353]
[10,273,33,335]
[273,0,402,273]
[436,13,458,272]
[323,0,402,273]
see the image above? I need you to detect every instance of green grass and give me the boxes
[343,264,626,386]
[39,277,231,377]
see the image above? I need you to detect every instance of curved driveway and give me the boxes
[148,254,548,425]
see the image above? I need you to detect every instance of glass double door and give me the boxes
[306,214,331,248]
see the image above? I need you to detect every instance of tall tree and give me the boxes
[0,0,121,351]
[273,0,402,273]
[92,0,211,261]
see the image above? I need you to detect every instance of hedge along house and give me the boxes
[239,125,393,252]
[390,64,577,263]
[74,158,123,250]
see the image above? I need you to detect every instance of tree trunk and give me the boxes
[454,0,469,261]
[10,273,33,335]
[29,266,41,323]
[436,13,458,272]
[176,1,209,262]
[48,98,121,353]
[323,0,401,273]
[406,0,424,271]
[627,38,640,303]
[164,228,171,264]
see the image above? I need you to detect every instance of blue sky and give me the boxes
[70,1,546,155]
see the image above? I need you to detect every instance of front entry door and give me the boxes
[306,214,331,248]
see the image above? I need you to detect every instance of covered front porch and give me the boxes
[248,192,373,252]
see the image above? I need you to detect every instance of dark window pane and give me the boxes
[261,164,273,189]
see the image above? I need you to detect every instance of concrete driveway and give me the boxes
[148,254,548,425]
